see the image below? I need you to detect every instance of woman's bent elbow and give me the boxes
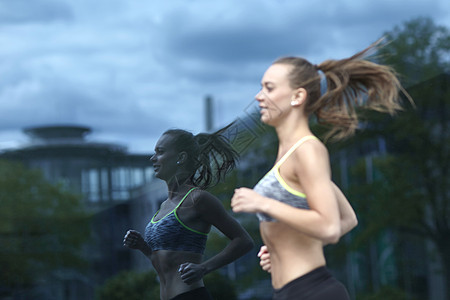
[352,216,358,229]
[346,215,358,233]
[244,237,255,252]
[236,235,254,254]
[327,233,341,245]
[323,226,341,244]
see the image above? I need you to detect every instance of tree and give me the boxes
[95,270,160,300]
[378,17,450,87]
[0,160,91,297]
[204,271,238,300]
[337,17,449,299]
[358,286,418,300]
[95,270,237,300]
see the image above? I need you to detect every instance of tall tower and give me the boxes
[204,95,213,132]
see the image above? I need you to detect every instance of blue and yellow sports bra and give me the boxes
[145,187,208,254]
[254,135,318,222]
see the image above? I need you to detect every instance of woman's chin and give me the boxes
[154,171,163,180]
[260,113,269,124]
[260,115,274,126]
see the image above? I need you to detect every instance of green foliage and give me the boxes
[332,17,450,298]
[347,155,424,245]
[95,270,160,300]
[204,271,238,300]
[0,160,91,292]
[357,285,418,300]
[205,227,230,254]
[342,74,450,295]
[95,270,237,300]
[348,74,449,234]
[378,17,450,86]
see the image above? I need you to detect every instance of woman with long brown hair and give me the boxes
[231,40,409,299]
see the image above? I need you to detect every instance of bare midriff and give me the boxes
[260,221,326,289]
[151,250,204,300]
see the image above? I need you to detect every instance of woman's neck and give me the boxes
[274,115,312,148]
[166,174,194,199]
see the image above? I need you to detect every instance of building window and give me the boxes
[81,169,100,202]
[111,167,129,200]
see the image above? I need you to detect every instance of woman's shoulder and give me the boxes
[289,137,332,180]
[190,188,225,213]
[287,138,330,178]
[190,188,219,203]
[293,137,328,162]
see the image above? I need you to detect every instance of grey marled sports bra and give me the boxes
[254,136,318,222]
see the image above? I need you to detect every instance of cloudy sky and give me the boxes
[0,0,449,154]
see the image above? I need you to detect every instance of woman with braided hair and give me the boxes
[124,126,254,300]
[231,40,410,300]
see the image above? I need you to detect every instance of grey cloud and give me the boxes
[161,0,446,67]
[0,0,73,24]
[157,25,315,85]
[1,0,448,154]
[0,73,171,136]
[162,13,322,64]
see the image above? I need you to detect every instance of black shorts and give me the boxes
[170,287,213,300]
[273,266,350,300]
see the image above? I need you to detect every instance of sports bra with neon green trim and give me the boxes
[254,136,318,222]
[144,187,208,254]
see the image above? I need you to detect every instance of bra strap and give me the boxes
[275,135,318,167]
[175,187,198,209]
[151,187,197,222]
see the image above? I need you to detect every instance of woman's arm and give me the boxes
[232,141,341,244]
[255,183,357,272]
[123,229,152,257]
[332,182,358,237]
[178,192,254,284]
[256,184,358,272]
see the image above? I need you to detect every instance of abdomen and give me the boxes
[260,222,326,289]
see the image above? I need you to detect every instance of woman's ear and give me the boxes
[291,88,307,107]
[177,152,188,165]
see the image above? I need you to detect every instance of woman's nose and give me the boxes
[255,90,264,101]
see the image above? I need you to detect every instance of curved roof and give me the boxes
[23,125,92,141]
